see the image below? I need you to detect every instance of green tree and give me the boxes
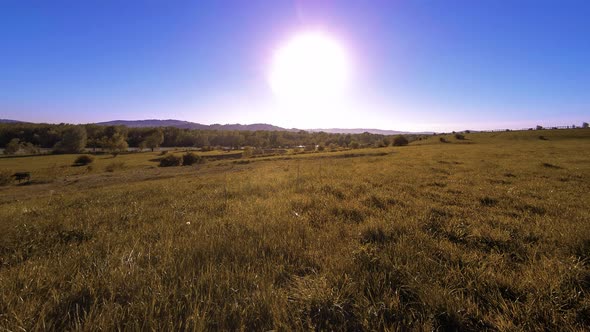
[145,130,164,151]
[22,142,40,154]
[4,138,21,154]
[53,126,87,153]
[103,133,129,156]
[583,122,589,129]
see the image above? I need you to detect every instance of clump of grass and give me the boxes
[0,170,13,186]
[455,133,465,140]
[359,224,390,244]
[105,161,125,172]
[517,204,546,215]
[539,135,549,140]
[479,196,499,206]
[542,162,562,169]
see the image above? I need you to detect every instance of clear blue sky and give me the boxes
[1,0,589,131]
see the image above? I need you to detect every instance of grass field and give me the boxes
[1,129,589,330]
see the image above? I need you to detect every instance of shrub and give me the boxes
[392,135,409,146]
[73,155,94,166]
[182,152,202,166]
[455,134,465,140]
[539,135,548,140]
[159,155,182,167]
[440,137,449,143]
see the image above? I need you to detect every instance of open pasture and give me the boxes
[1,129,589,330]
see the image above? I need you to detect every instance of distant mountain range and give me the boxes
[307,128,434,135]
[1,118,432,135]
[96,119,293,132]
[0,119,28,124]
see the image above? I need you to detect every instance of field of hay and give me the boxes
[1,129,589,330]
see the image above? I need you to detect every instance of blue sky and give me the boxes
[1,0,588,131]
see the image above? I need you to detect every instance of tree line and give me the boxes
[0,123,410,154]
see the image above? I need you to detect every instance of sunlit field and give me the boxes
[1,129,589,330]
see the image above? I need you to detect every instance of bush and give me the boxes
[73,155,94,166]
[440,137,449,143]
[159,155,182,167]
[392,135,409,146]
[182,152,202,166]
[454,134,465,140]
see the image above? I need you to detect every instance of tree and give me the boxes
[583,122,589,129]
[145,130,164,151]
[4,138,20,154]
[536,125,544,130]
[22,142,40,154]
[103,132,128,156]
[53,126,87,153]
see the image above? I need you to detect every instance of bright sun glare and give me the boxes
[269,32,350,101]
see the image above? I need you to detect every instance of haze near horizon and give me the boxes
[1,1,588,131]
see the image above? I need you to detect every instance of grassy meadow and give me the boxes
[1,129,589,330]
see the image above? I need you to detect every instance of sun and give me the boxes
[269,31,350,101]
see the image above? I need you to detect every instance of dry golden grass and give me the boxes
[0,129,589,330]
